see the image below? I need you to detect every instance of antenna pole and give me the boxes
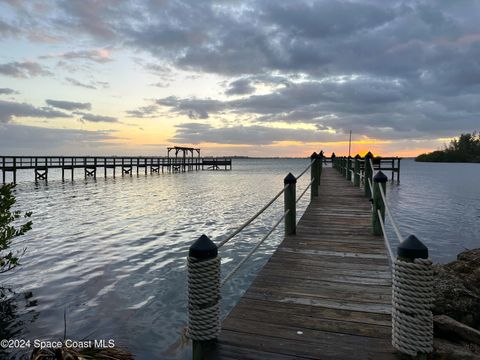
[348,130,352,157]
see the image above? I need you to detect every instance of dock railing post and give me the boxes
[392,235,433,359]
[284,173,297,235]
[364,152,373,198]
[310,152,319,199]
[372,171,387,235]
[187,234,220,360]
[353,154,360,187]
[346,156,351,181]
[318,150,323,186]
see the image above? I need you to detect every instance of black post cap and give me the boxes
[397,234,429,260]
[365,151,374,158]
[373,170,388,183]
[284,172,297,184]
[189,234,218,259]
[310,152,318,159]
[354,154,361,159]
[319,150,324,157]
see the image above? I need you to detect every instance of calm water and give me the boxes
[0,159,479,359]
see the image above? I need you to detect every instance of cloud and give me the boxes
[125,104,159,118]
[0,61,52,78]
[41,49,113,63]
[46,99,91,111]
[171,122,341,145]
[0,99,71,123]
[0,123,116,152]
[65,77,108,90]
[225,78,256,96]
[0,88,18,95]
[81,113,118,123]
[4,0,480,146]
[0,19,17,36]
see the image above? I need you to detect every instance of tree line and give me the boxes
[416,132,480,163]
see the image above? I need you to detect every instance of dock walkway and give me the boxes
[209,167,398,359]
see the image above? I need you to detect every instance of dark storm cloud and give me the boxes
[0,99,70,123]
[171,122,341,145]
[81,113,118,123]
[46,99,91,110]
[0,61,52,78]
[0,123,116,151]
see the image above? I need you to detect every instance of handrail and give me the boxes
[220,209,290,287]
[217,184,289,248]
[377,209,394,261]
[217,159,315,248]
[378,184,403,243]
[296,159,314,180]
[296,178,315,204]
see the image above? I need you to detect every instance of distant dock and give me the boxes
[0,146,232,183]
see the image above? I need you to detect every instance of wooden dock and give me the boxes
[0,155,232,183]
[208,167,399,359]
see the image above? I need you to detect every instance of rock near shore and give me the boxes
[433,248,480,330]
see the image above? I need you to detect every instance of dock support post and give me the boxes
[364,152,373,198]
[284,173,297,235]
[392,235,433,358]
[353,155,360,187]
[310,152,319,199]
[372,171,387,235]
[187,234,220,360]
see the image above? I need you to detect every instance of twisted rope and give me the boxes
[392,257,433,356]
[217,184,288,248]
[187,256,221,341]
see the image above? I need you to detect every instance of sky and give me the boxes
[0,0,479,157]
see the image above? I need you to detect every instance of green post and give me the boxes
[318,150,323,186]
[353,154,360,187]
[372,171,387,235]
[284,173,296,235]
[346,156,351,181]
[310,152,319,199]
[364,152,373,198]
[343,157,347,177]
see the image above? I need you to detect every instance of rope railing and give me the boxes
[220,209,290,287]
[296,159,314,180]
[217,183,289,248]
[378,184,403,243]
[377,209,394,261]
[296,178,314,204]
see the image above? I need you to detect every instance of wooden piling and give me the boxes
[354,154,360,187]
[284,173,296,235]
[310,152,319,199]
[372,171,387,235]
